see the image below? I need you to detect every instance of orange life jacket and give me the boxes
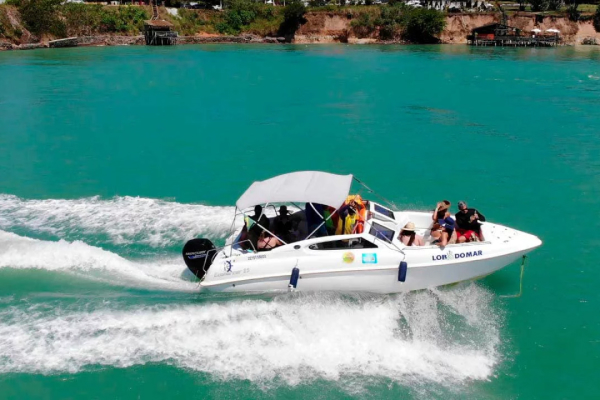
[337,195,367,234]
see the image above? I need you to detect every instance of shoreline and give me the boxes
[2,9,600,51]
[0,34,397,51]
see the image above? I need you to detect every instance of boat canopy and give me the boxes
[236,171,353,210]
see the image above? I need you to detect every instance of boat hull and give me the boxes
[200,248,530,294]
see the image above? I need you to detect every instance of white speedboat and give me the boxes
[182,171,542,294]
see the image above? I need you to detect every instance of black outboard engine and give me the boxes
[182,238,216,280]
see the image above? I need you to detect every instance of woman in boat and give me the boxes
[398,222,424,247]
[257,231,282,251]
[431,200,455,247]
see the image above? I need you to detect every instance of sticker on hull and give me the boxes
[342,252,355,263]
[362,253,378,264]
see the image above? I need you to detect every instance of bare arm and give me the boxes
[432,203,440,221]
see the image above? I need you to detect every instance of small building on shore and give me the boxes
[143,20,178,46]
[467,23,560,47]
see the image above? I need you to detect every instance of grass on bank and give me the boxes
[0,5,23,41]
[3,0,149,37]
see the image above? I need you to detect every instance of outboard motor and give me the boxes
[182,238,216,280]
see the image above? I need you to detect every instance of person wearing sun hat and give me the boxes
[431,200,455,247]
[398,221,424,247]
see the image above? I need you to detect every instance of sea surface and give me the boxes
[0,44,599,399]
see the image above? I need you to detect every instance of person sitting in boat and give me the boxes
[398,222,424,247]
[273,205,294,242]
[336,202,359,236]
[247,205,270,250]
[431,200,455,247]
[257,231,282,251]
[335,196,366,236]
[305,203,328,238]
[455,201,486,242]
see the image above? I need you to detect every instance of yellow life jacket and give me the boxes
[336,195,366,235]
[336,213,358,236]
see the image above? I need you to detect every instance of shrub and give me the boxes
[279,0,306,36]
[376,4,445,43]
[62,3,104,35]
[351,11,376,38]
[377,4,403,40]
[594,4,600,32]
[547,0,563,11]
[566,2,580,21]
[61,4,149,35]
[217,0,275,34]
[18,0,65,37]
[529,0,548,12]
[102,6,148,33]
[309,0,328,7]
[175,8,207,36]
[402,7,445,43]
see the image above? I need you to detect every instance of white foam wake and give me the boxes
[0,230,195,291]
[0,289,501,389]
[0,194,235,247]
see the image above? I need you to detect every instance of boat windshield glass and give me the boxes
[369,222,395,242]
[373,204,395,220]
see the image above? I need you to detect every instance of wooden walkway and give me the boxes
[469,36,560,47]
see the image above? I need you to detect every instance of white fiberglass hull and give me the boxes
[200,236,541,294]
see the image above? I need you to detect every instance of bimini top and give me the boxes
[236,171,353,210]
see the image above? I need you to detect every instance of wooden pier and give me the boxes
[467,23,560,47]
[468,35,560,47]
[144,20,177,46]
[143,0,177,46]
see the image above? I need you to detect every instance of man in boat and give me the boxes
[455,201,486,242]
[247,205,270,250]
[273,205,294,243]
[305,203,328,238]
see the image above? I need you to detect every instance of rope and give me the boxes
[500,255,527,299]
[353,176,399,211]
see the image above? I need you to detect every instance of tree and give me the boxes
[529,0,548,12]
[18,0,65,36]
[566,0,580,21]
[594,4,600,33]
[402,7,446,43]
[546,0,563,11]
[279,0,306,37]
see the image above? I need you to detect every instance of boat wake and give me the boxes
[0,194,236,248]
[0,230,196,291]
[0,194,504,391]
[0,287,502,390]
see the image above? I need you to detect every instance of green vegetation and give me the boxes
[350,11,377,38]
[546,0,564,11]
[17,0,66,37]
[351,3,445,43]
[566,2,581,20]
[594,4,600,31]
[529,0,549,11]
[0,5,23,41]
[279,1,307,36]
[173,8,209,36]
[1,0,148,38]
[63,4,148,35]
[215,0,278,35]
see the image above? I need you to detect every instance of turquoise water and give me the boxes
[0,44,599,399]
